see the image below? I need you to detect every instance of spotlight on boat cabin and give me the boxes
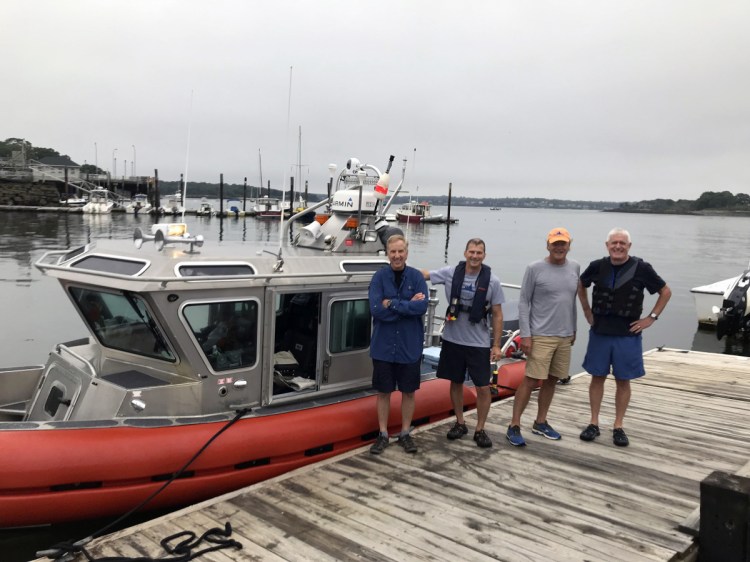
[133,227,155,249]
[324,234,334,246]
[363,229,379,243]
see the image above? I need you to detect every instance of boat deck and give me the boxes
[46,348,750,561]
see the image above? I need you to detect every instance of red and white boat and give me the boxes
[396,200,442,224]
[0,155,524,528]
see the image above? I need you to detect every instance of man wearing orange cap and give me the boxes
[506,227,580,447]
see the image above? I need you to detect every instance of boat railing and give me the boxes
[55,342,98,379]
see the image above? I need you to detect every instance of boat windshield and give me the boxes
[184,299,259,372]
[70,287,175,361]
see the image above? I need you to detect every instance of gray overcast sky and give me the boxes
[2,1,749,202]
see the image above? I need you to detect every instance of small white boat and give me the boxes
[161,192,185,216]
[692,265,750,339]
[59,195,88,207]
[691,277,738,327]
[195,197,216,217]
[224,199,246,217]
[124,193,152,215]
[82,187,114,214]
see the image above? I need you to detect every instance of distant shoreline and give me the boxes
[604,208,750,217]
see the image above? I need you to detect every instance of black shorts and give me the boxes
[436,339,491,387]
[372,359,421,393]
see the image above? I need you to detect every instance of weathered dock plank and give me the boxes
[43,348,750,561]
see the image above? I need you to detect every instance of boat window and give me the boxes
[70,255,148,276]
[184,300,259,372]
[178,264,256,277]
[59,245,87,264]
[329,298,371,353]
[340,261,388,273]
[70,287,175,361]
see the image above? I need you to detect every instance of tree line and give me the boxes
[613,191,750,213]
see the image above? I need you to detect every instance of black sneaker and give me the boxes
[447,421,468,440]
[613,428,629,447]
[473,429,493,448]
[579,424,600,442]
[398,433,418,454]
[370,434,389,455]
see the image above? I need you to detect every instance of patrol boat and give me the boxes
[0,156,526,527]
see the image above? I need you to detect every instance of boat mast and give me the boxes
[181,90,194,221]
[258,148,263,199]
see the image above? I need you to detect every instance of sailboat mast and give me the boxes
[258,149,263,199]
[297,126,302,205]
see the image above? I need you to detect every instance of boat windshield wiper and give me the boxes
[122,290,170,353]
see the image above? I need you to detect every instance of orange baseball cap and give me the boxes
[547,227,571,243]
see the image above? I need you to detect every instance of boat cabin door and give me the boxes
[270,288,372,399]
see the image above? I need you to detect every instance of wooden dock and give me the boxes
[45,348,750,561]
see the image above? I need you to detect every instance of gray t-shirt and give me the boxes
[518,259,580,338]
[429,265,505,347]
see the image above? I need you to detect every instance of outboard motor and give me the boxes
[716,270,750,339]
[378,225,404,247]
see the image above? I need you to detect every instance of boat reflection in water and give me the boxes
[0,155,525,529]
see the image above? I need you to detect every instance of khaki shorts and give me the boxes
[524,335,573,380]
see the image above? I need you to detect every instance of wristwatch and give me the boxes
[649,313,659,320]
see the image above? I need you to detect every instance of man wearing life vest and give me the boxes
[422,238,505,448]
[577,228,672,447]
[368,234,429,455]
[506,227,580,447]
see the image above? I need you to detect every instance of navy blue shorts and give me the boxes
[372,359,421,393]
[436,339,491,387]
[582,330,645,380]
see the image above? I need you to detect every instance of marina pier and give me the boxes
[41,348,750,561]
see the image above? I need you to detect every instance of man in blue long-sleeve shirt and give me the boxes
[368,234,428,455]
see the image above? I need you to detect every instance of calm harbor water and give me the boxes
[3,203,750,560]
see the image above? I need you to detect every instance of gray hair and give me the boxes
[386,233,408,249]
[607,228,631,243]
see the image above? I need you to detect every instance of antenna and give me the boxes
[181,90,194,221]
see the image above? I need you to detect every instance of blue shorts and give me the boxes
[436,339,491,387]
[582,330,645,380]
[372,359,421,393]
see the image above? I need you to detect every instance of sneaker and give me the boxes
[397,433,418,454]
[473,429,493,448]
[579,424,600,442]
[558,376,571,385]
[532,421,561,440]
[613,428,629,447]
[447,422,468,440]
[370,434,389,455]
[506,425,526,447]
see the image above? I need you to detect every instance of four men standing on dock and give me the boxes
[369,227,670,453]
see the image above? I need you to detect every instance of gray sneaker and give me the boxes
[370,434,389,455]
[397,433,418,454]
